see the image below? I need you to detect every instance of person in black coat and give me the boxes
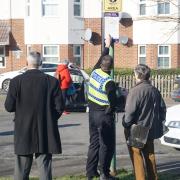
[4,51,64,180]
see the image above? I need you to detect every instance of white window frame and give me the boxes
[74,0,82,17]
[26,45,32,56]
[138,45,146,64]
[139,0,146,16]
[43,45,59,62]
[26,0,30,17]
[0,46,6,68]
[73,45,82,67]
[157,1,170,15]
[42,0,59,17]
[157,45,171,69]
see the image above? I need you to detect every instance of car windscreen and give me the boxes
[69,69,84,83]
[41,64,58,69]
[40,68,84,83]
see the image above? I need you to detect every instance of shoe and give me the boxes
[87,172,100,180]
[100,174,116,180]
[63,111,70,115]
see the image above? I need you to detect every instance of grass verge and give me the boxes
[0,169,180,180]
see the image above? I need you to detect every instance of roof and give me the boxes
[0,22,10,45]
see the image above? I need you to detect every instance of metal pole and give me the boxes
[109,43,117,176]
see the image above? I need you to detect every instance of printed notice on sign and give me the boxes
[103,0,122,12]
[104,13,119,41]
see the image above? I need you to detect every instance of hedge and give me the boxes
[85,68,180,76]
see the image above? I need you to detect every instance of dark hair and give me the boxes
[100,55,113,71]
[134,64,151,80]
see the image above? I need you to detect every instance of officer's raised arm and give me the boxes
[93,35,112,71]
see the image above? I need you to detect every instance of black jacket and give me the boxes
[122,80,166,140]
[88,47,117,113]
[5,69,64,155]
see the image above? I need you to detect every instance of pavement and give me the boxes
[0,94,180,179]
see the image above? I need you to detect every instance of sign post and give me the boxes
[109,43,116,176]
[102,0,122,176]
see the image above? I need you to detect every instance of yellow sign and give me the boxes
[103,0,122,12]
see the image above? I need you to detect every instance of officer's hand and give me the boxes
[105,34,112,48]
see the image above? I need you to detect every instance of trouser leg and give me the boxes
[14,154,33,180]
[142,140,158,180]
[35,153,52,180]
[62,89,67,105]
[99,113,115,176]
[128,146,146,180]
[86,111,100,177]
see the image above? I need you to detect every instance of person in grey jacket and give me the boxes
[5,51,64,180]
[122,64,166,180]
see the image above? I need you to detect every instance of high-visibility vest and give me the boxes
[88,68,113,106]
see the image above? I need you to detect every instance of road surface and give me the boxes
[0,94,180,178]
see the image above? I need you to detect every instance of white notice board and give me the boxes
[104,13,119,41]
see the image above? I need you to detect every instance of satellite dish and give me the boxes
[119,12,132,20]
[119,36,128,45]
[84,28,92,41]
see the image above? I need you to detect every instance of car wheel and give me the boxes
[2,79,11,92]
[175,148,180,151]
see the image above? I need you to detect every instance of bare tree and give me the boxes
[135,0,180,41]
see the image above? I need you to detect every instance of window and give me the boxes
[42,0,59,17]
[73,45,81,66]
[139,0,146,15]
[0,46,5,68]
[74,0,81,17]
[138,45,146,64]
[43,45,59,62]
[158,2,170,14]
[158,45,170,69]
[26,0,30,16]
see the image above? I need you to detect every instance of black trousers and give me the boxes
[86,110,115,177]
[14,153,52,180]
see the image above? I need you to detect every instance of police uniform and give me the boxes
[86,48,117,179]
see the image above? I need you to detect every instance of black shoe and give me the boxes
[87,172,100,180]
[100,174,116,180]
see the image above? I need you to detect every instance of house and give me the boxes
[0,0,179,73]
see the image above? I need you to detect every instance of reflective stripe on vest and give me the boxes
[88,69,112,106]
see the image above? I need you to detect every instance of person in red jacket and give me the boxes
[55,64,72,114]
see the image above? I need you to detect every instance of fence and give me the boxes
[114,74,179,98]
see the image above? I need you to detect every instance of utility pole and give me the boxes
[102,0,123,176]
[109,43,116,176]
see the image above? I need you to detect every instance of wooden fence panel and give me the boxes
[114,74,179,98]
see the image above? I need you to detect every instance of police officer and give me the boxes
[86,35,117,180]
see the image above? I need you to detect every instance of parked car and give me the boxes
[0,67,27,92]
[171,77,180,102]
[160,104,180,150]
[0,62,87,91]
[41,65,89,112]
[0,62,127,112]
[0,62,90,112]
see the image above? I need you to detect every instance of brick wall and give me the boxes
[29,45,42,54]
[0,19,26,73]
[0,19,179,74]
[83,18,102,69]
[83,18,135,69]
[171,44,180,68]
[9,19,26,71]
[83,17,180,70]
[146,45,158,69]
[60,44,74,63]
[115,19,137,68]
